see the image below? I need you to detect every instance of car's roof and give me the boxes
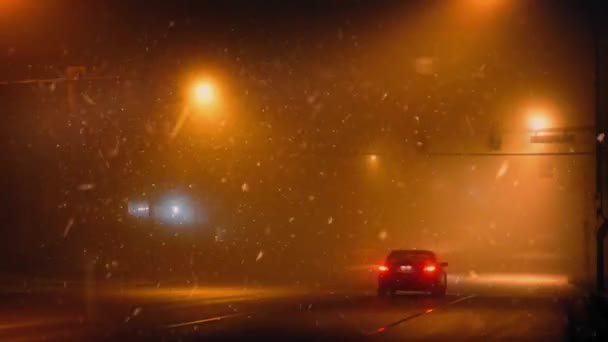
[388,249,436,256]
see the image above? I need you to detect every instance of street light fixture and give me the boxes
[191,81,216,107]
[525,109,575,144]
[366,154,380,172]
[170,78,220,139]
[528,112,549,132]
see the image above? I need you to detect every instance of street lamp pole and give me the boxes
[593,0,608,292]
[169,106,191,140]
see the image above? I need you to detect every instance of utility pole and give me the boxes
[592,0,608,293]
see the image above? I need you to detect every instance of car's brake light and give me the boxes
[423,265,436,272]
[378,265,389,272]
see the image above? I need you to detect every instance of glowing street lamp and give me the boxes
[190,81,216,107]
[528,113,549,132]
[170,78,220,139]
[528,116,547,131]
[525,109,572,143]
[366,154,379,171]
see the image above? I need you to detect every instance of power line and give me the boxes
[0,76,119,86]
[428,151,593,157]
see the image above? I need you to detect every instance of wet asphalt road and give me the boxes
[0,280,602,341]
[122,293,576,341]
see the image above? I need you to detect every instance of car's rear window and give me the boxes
[387,251,436,264]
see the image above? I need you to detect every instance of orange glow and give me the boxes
[454,0,505,22]
[469,0,501,8]
[378,265,389,272]
[368,154,378,162]
[191,81,216,106]
[423,265,436,272]
[528,112,549,131]
[0,0,21,13]
[464,273,568,286]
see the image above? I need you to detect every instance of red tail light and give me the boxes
[423,265,436,273]
[378,265,389,272]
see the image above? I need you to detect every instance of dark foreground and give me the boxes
[1,276,606,341]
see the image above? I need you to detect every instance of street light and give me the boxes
[170,78,220,139]
[527,111,550,132]
[191,81,216,107]
[366,154,379,172]
[525,108,575,143]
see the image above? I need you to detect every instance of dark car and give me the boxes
[377,250,448,296]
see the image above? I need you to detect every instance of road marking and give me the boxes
[0,319,68,331]
[366,294,477,335]
[447,294,476,306]
[164,312,246,329]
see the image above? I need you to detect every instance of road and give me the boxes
[0,274,603,341]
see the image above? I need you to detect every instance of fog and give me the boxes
[0,0,598,289]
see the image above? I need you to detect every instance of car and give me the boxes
[377,249,448,297]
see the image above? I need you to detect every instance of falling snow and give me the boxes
[78,183,96,191]
[496,160,509,179]
[1,3,598,334]
[63,218,75,238]
[81,93,96,105]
